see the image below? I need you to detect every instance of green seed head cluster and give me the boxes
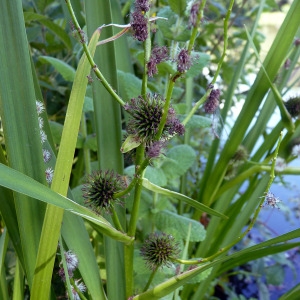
[140,232,180,270]
[125,94,185,146]
[82,170,126,214]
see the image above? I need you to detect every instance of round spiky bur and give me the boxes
[82,170,126,214]
[125,94,184,145]
[140,232,180,270]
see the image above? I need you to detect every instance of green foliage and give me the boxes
[161,145,196,180]
[0,0,300,299]
[39,56,76,81]
[155,210,206,242]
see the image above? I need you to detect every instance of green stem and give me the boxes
[114,157,150,198]
[143,267,159,292]
[180,77,193,214]
[141,22,151,97]
[215,164,271,198]
[125,144,146,298]
[64,0,125,106]
[182,88,211,126]
[188,0,207,52]
[211,0,234,85]
[111,207,124,232]
[155,79,175,140]
[128,145,145,236]
[184,0,234,127]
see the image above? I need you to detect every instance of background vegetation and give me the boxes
[0,0,300,299]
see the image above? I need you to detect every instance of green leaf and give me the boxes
[0,229,9,300]
[83,96,94,112]
[280,283,300,300]
[161,145,196,179]
[39,56,76,82]
[142,178,227,219]
[155,210,206,242]
[121,134,142,153]
[23,11,46,22]
[265,264,284,286]
[178,114,212,129]
[0,163,132,243]
[0,0,48,286]
[49,121,84,148]
[24,12,72,50]
[143,166,167,187]
[118,70,144,100]
[168,0,187,16]
[244,25,294,132]
[31,28,107,300]
[125,165,167,187]
[157,7,191,42]
[84,134,98,151]
[184,266,211,284]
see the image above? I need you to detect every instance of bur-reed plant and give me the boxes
[0,0,300,299]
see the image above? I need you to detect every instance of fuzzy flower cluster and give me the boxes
[135,0,150,12]
[176,49,192,73]
[58,250,79,281]
[147,46,169,77]
[262,191,281,209]
[58,250,86,300]
[124,94,185,158]
[140,232,180,270]
[189,1,201,28]
[204,89,220,114]
[130,0,150,41]
[71,280,86,300]
[36,100,53,184]
[82,170,127,214]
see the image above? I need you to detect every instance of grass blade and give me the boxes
[30,28,102,299]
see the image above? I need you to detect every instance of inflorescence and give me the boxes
[82,170,127,214]
[130,0,150,41]
[262,191,281,209]
[140,232,180,270]
[58,250,86,300]
[36,100,53,184]
[124,94,185,157]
